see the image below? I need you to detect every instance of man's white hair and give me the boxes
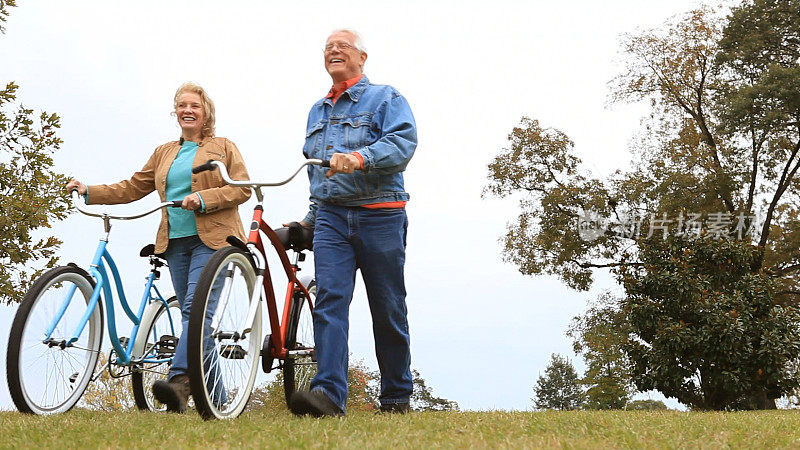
[330,28,366,53]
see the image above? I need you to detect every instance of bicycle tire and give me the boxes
[188,246,261,420]
[6,265,104,414]
[283,281,317,406]
[131,295,181,411]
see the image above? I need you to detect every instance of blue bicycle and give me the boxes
[6,190,183,414]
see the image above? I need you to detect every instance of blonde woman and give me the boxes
[67,82,251,412]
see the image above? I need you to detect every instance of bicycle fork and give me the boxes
[210,244,266,341]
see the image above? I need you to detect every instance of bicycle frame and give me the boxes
[196,160,323,360]
[43,192,181,367]
[247,202,312,360]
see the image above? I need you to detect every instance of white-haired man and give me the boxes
[289,29,418,417]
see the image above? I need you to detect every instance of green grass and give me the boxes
[1,409,800,448]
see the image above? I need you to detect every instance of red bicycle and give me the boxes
[187,158,327,419]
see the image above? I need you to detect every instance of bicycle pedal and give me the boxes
[157,335,178,358]
[220,344,246,359]
[261,334,274,373]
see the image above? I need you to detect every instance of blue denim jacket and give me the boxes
[302,75,417,226]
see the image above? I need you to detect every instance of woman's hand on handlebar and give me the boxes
[66,179,87,195]
[326,153,361,177]
[182,193,203,211]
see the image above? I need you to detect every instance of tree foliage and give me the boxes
[487,1,800,410]
[0,82,70,304]
[487,3,800,288]
[80,353,137,411]
[1,0,70,304]
[0,0,16,34]
[532,354,585,411]
[410,369,459,412]
[250,360,458,412]
[250,359,380,411]
[625,399,668,411]
[568,293,634,409]
[621,236,800,410]
[483,117,614,290]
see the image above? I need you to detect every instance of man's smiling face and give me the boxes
[324,31,367,83]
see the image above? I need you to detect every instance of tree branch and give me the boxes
[575,261,643,269]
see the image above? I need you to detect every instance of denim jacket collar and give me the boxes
[324,75,369,106]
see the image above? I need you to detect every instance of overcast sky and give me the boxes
[0,0,708,411]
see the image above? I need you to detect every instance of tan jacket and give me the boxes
[87,136,251,253]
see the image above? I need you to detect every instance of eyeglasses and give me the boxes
[324,42,359,52]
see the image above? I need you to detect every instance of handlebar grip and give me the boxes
[192,160,217,174]
[169,201,183,208]
[320,159,331,168]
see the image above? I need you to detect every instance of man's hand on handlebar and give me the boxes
[326,153,361,177]
[282,220,311,228]
[66,179,87,195]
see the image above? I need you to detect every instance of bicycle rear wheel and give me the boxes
[131,295,181,411]
[6,265,104,414]
[283,281,317,406]
[188,246,261,419]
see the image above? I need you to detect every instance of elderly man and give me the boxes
[289,29,417,417]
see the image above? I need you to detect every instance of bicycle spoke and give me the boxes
[188,247,261,419]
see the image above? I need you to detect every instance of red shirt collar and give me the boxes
[326,74,363,104]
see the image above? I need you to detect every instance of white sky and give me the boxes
[0,0,707,411]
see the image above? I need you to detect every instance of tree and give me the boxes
[1,1,71,304]
[410,369,459,411]
[346,358,381,411]
[80,353,137,411]
[568,293,634,409]
[250,359,457,412]
[532,354,585,410]
[483,116,613,291]
[714,0,800,275]
[0,0,16,34]
[619,235,800,410]
[486,2,800,410]
[250,358,380,411]
[486,4,800,288]
[625,400,668,411]
[248,375,288,411]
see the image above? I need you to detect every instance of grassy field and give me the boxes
[1,409,800,448]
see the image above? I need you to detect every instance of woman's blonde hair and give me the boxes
[173,82,216,138]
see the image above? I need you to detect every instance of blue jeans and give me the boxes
[163,235,226,404]
[310,204,412,412]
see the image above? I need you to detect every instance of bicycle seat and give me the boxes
[274,222,314,251]
[139,244,165,259]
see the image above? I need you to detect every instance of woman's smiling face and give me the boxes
[175,91,206,140]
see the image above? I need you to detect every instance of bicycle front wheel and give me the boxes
[6,265,104,414]
[188,246,261,420]
[283,281,317,406]
[131,295,181,411]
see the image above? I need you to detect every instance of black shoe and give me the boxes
[152,374,191,413]
[289,390,344,417]
[379,402,410,414]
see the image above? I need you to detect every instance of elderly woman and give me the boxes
[66,82,250,413]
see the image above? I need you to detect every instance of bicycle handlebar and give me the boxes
[70,189,182,220]
[191,160,217,174]
[192,159,329,188]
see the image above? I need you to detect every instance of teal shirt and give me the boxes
[166,141,203,238]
